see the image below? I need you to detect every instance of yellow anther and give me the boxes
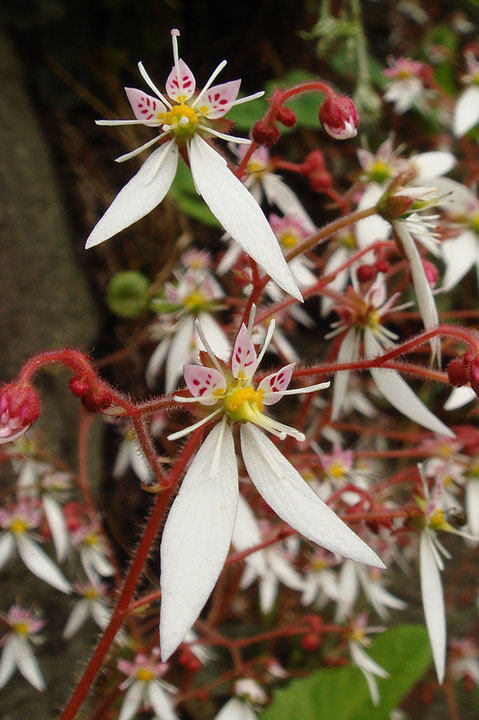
[226,387,264,413]
[329,462,345,479]
[368,310,381,329]
[312,559,326,571]
[13,622,29,636]
[183,291,206,312]
[279,232,299,248]
[84,588,99,600]
[84,532,98,547]
[429,508,445,530]
[246,161,266,176]
[370,160,392,183]
[136,668,155,682]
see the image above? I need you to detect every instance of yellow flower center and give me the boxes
[350,627,366,642]
[368,310,380,329]
[312,559,326,571]
[84,532,98,547]
[329,462,345,479]
[428,508,445,530]
[246,161,266,177]
[183,291,207,312]
[9,518,27,534]
[468,211,479,234]
[84,588,99,600]
[165,104,198,137]
[340,232,356,249]
[136,668,155,682]
[13,622,29,636]
[224,386,264,421]
[370,160,392,183]
[279,232,299,249]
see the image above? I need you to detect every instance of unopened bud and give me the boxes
[357,263,376,282]
[252,120,280,147]
[302,150,326,173]
[375,260,390,274]
[377,191,414,222]
[276,105,296,127]
[0,382,40,444]
[447,357,469,387]
[309,169,333,192]
[80,386,113,413]
[319,94,359,140]
[301,632,321,652]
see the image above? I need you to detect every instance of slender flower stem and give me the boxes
[58,428,204,720]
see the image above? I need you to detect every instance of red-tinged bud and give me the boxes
[80,386,113,413]
[469,356,479,395]
[422,260,439,288]
[309,169,333,192]
[196,691,209,702]
[276,105,296,127]
[69,373,90,398]
[302,150,326,173]
[447,357,469,387]
[301,632,321,652]
[357,264,376,282]
[0,382,40,444]
[319,94,359,140]
[375,260,390,274]
[252,121,280,147]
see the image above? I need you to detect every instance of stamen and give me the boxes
[194,320,224,374]
[171,28,180,68]
[114,134,163,163]
[247,304,256,335]
[96,119,144,126]
[167,408,221,441]
[256,319,276,367]
[231,91,265,106]
[263,381,331,399]
[191,60,227,108]
[197,124,251,144]
[138,61,173,109]
[173,395,205,404]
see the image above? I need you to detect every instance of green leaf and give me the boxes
[228,96,268,130]
[262,625,431,720]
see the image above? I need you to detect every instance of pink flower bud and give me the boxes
[0,382,40,443]
[319,94,359,140]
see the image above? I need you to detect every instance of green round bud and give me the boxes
[106,271,150,318]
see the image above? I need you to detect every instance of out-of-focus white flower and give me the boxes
[87,30,301,301]
[160,318,384,660]
[348,613,389,706]
[383,57,428,114]
[113,426,152,484]
[301,549,339,607]
[214,679,266,720]
[117,650,177,720]
[453,52,479,137]
[63,580,113,640]
[335,559,406,622]
[0,501,71,593]
[71,521,115,583]
[0,605,45,691]
[450,638,479,685]
[329,277,453,436]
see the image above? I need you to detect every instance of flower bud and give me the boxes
[302,150,326,173]
[319,94,359,140]
[357,263,376,282]
[276,105,296,127]
[301,632,321,652]
[447,357,469,387]
[0,382,40,444]
[375,260,390,274]
[80,386,113,413]
[309,169,333,192]
[252,120,280,147]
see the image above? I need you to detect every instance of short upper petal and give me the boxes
[166,58,196,102]
[232,324,258,380]
[197,80,241,119]
[240,423,384,568]
[188,135,302,300]
[85,141,178,249]
[160,422,238,660]
[183,364,226,404]
[125,88,167,126]
[258,363,295,405]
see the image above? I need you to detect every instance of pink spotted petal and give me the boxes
[165,59,196,102]
[197,80,241,119]
[125,88,167,126]
[184,365,226,405]
[258,363,295,405]
[232,324,257,380]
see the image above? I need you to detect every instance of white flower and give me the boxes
[453,52,479,137]
[63,580,113,640]
[335,559,406,623]
[117,650,177,720]
[71,521,115,582]
[159,318,384,660]
[301,549,339,607]
[383,58,428,114]
[214,698,257,720]
[113,426,153,484]
[348,614,389,706]
[0,605,46,691]
[87,29,301,301]
[329,277,454,436]
[0,501,71,594]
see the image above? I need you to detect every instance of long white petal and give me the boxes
[268,551,305,591]
[16,534,72,594]
[188,135,301,300]
[146,337,171,388]
[350,641,389,678]
[262,175,315,231]
[147,681,178,720]
[43,495,69,562]
[85,141,178,249]
[355,183,391,250]
[240,423,384,568]
[321,247,349,316]
[466,479,479,540]
[0,637,17,689]
[130,445,153,484]
[444,385,476,411]
[335,559,359,622]
[197,312,230,362]
[413,152,455,181]
[0,533,15,568]
[331,328,357,421]
[215,698,257,720]
[63,600,90,639]
[453,86,479,137]
[259,572,278,614]
[160,422,239,660]
[420,531,446,684]
[166,316,195,394]
[118,680,145,720]
[232,494,267,576]
[395,223,440,360]
[91,600,112,630]
[365,331,454,437]
[441,232,477,291]
[14,637,45,691]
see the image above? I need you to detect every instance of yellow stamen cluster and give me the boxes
[279,232,299,249]
[224,386,264,422]
[12,622,29,636]
[329,462,346,479]
[183,291,207,313]
[136,668,155,682]
[164,104,198,137]
[84,587,100,600]
[428,508,445,530]
[369,160,392,184]
[84,532,99,547]
[9,518,28,534]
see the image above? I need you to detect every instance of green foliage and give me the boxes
[106,271,150,318]
[262,625,432,720]
[170,162,220,227]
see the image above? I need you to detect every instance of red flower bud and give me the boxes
[0,382,40,444]
[375,260,390,274]
[319,94,359,140]
[252,121,280,146]
[80,387,113,413]
[357,264,376,282]
[302,150,326,173]
[309,169,333,192]
[447,357,469,387]
[301,632,321,652]
[276,105,296,127]
[69,373,90,398]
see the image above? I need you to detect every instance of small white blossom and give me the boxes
[0,605,46,691]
